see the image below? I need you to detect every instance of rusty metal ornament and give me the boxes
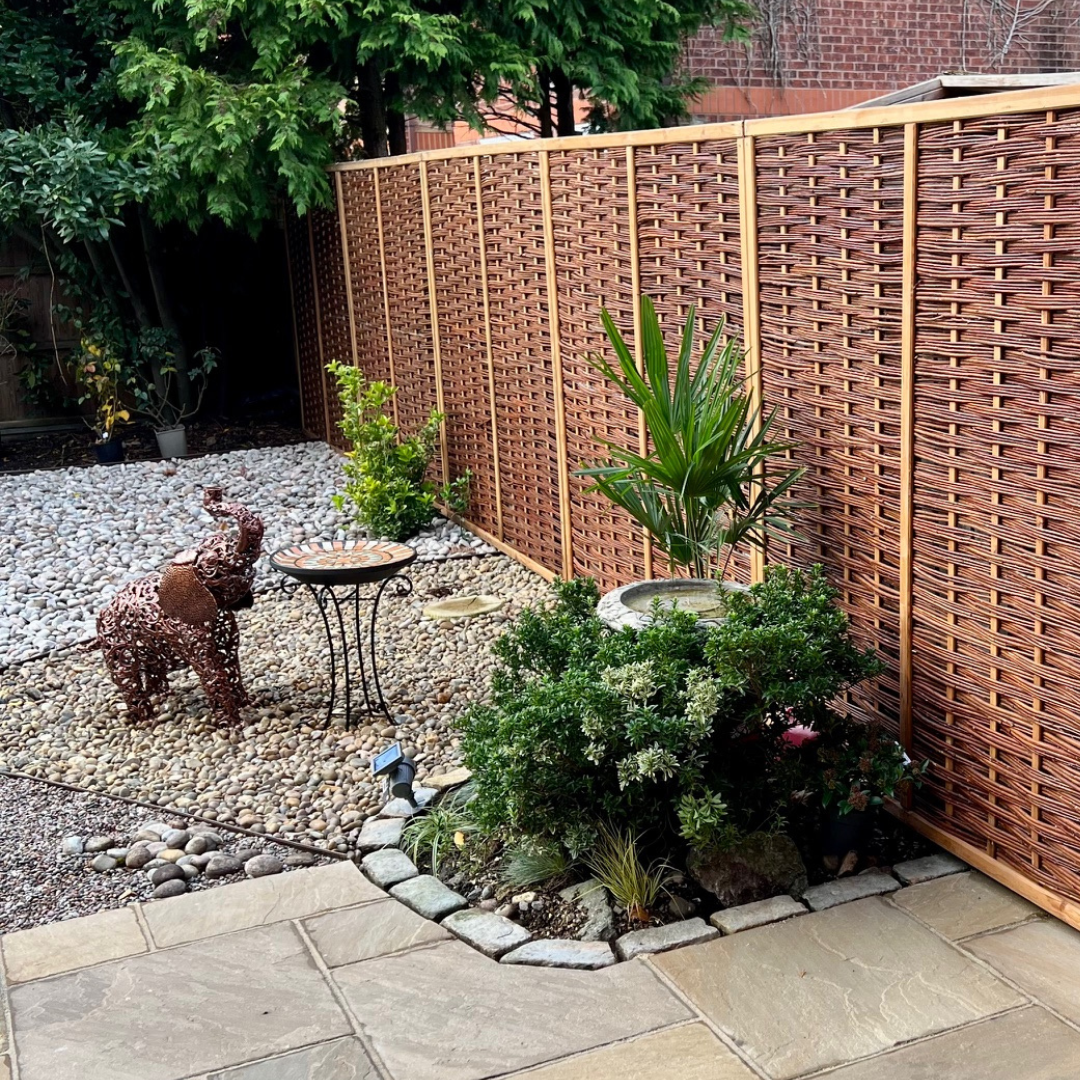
[96,486,265,724]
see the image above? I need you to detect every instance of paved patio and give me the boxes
[1,860,1078,1079]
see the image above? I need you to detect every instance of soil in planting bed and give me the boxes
[0,773,335,934]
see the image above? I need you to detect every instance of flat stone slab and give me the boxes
[305,899,450,966]
[817,1006,1080,1079]
[654,897,1023,1080]
[332,940,690,1080]
[2,906,147,984]
[967,919,1080,1025]
[390,875,467,921]
[509,1023,755,1079]
[892,871,1040,940]
[355,816,407,852]
[141,861,382,949]
[500,939,615,970]
[422,595,505,620]
[207,1036,378,1079]
[424,767,472,791]
[615,918,718,961]
[802,870,899,911]
[558,879,615,941]
[443,909,532,958]
[361,848,419,889]
[893,852,968,886]
[380,787,438,818]
[8,923,351,1080]
[710,895,807,935]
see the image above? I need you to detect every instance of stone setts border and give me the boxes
[356,780,971,970]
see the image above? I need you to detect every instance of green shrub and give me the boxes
[327,361,471,541]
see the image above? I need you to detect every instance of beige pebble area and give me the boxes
[0,554,548,853]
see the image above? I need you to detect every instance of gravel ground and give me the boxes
[0,553,548,852]
[0,440,494,666]
[0,773,335,934]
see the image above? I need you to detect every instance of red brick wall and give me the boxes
[687,0,1080,120]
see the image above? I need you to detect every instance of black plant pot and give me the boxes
[93,439,125,464]
[820,807,873,861]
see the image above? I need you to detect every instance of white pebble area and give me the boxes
[0,441,494,667]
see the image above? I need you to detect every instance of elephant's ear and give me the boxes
[159,555,218,624]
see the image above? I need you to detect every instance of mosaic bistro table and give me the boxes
[270,539,416,727]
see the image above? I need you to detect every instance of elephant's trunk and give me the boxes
[202,486,265,554]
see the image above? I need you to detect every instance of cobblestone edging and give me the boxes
[355,783,970,970]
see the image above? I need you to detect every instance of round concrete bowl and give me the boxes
[597,578,749,631]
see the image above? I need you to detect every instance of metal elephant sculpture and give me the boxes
[96,486,265,724]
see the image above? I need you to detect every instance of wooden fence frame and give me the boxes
[296,80,1080,931]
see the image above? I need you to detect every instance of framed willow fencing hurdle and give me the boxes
[288,82,1080,931]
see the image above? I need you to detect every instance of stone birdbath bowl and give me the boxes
[597,579,748,631]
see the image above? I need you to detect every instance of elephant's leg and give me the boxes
[186,621,245,722]
[100,639,154,724]
[214,613,250,709]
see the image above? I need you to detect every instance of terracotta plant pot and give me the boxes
[93,438,125,464]
[155,425,188,458]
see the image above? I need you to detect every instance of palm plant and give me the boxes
[577,296,804,579]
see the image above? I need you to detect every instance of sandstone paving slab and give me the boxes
[0,1054,8,1080]
[389,875,467,921]
[143,861,382,948]
[500,1023,756,1079]
[500,939,615,970]
[892,871,1041,940]
[892,852,968,886]
[209,1036,379,1079]
[8,922,351,1080]
[802,870,899,911]
[816,1006,1080,1079]
[710,895,807,935]
[1,906,147,984]
[615,918,718,960]
[304,899,449,967]
[653,897,1023,1080]
[442,908,531,958]
[360,848,419,890]
[967,919,1080,1025]
[333,940,690,1080]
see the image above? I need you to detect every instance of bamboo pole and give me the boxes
[373,167,400,429]
[738,135,765,585]
[899,122,919,771]
[334,172,360,370]
[626,145,653,579]
[473,157,504,541]
[307,214,332,442]
[283,216,307,436]
[419,160,450,485]
[539,148,575,580]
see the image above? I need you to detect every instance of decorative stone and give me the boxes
[84,836,115,854]
[422,595,505,620]
[389,875,467,921]
[380,787,438,818]
[245,854,284,878]
[558,879,616,942]
[134,829,162,843]
[709,895,807,935]
[423,767,472,792]
[152,879,188,899]
[614,918,718,961]
[356,816,407,852]
[105,847,128,861]
[204,854,244,879]
[893,853,968,886]
[802,870,900,911]
[235,849,261,864]
[143,859,168,871]
[125,846,154,870]
[162,829,191,849]
[501,939,616,969]
[284,852,316,868]
[149,864,186,886]
[688,832,808,907]
[158,848,187,863]
[141,821,170,837]
[59,836,84,856]
[361,848,419,890]
[181,864,199,880]
[146,842,167,856]
[668,895,697,919]
[90,854,118,873]
[184,835,209,856]
[442,909,532,958]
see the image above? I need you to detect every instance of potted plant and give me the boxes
[816,721,929,861]
[577,295,804,628]
[70,337,131,463]
[130,339,217,458]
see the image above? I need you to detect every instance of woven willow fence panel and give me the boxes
[294,85,1080,927]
